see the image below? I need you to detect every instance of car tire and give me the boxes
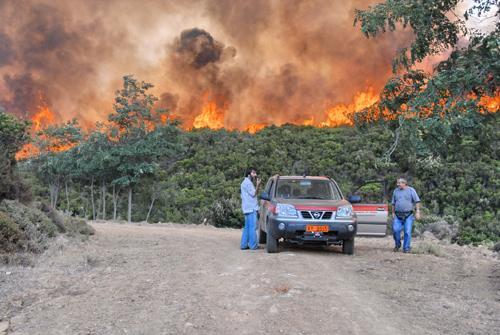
[258,223,267,244]
[266,230,279,253]
[342,238,355,255]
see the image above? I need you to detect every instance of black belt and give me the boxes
[395,211,413,220]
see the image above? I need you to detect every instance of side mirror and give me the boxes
[348,195,362,203]
[260,191,271,201]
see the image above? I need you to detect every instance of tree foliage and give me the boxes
[0,110,30,201]
[354,0,499,159]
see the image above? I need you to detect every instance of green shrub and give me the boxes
[457,213,500,245]
[72,217,96,236]
[0,200,96,262]
[208,197,244,228]
[0,210,23,252]
[0,200,57,253]
[40,203,67,233]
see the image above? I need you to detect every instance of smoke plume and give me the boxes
[0,0,413,129]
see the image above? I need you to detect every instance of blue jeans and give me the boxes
[240,211,258,250]
[393,214,414,251]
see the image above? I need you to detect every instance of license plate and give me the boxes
[306,225,329,233]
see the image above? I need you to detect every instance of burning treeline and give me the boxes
[0,0,498,136]
[0,0,414,132]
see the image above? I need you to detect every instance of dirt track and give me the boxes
[1,222,499,335]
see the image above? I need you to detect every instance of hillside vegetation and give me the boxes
[8,112,499,246]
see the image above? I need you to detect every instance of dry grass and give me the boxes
[411,241,444,257]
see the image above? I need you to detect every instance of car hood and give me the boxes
[275,198,350,209]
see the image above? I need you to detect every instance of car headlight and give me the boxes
[336,205,353,218]
[276,204,298,218]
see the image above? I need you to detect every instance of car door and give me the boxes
[351,180,389,236]
[259,177,275,233]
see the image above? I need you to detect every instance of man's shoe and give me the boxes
[393,247,400,252]
[403,249,410,253]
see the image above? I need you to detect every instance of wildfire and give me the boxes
[31,105,56,132]
[246,123,267,134]
[479,93,500,113]
[192,94,225,129]
[15,103,76,160]
[302,117,315,126]
[321,88,379,127]
[15,143,38,160]
[13,87,498,162]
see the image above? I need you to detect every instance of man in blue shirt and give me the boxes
[240,167,261,250]
[391,177,421,253]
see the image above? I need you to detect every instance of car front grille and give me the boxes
[301,211,312,219]
[300,211,333,220]
[322,211,333,219]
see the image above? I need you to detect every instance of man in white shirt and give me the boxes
[240,167,261,250]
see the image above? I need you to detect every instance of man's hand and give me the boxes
[256,178,261,186]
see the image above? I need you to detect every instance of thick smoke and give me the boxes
[0,0,414,129]
[176,28,225,69]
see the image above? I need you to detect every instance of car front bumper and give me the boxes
[267,216,357,245]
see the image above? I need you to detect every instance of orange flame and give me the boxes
[302,117,315,126]
[246,123,267,134]
[479,93,499,113]
[31,105,56,132]
[193,93,225,129]
[321,88,379,127]
[15,103,74,160]
[15,143,38,160]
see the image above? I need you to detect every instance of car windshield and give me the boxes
[275,179,341,200]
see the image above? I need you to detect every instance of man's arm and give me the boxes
[412,188,421,220]
[415,202,421,220]
[255,178,261,196]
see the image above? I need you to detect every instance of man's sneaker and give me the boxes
[393,247,400,252]
[403,249,410,253]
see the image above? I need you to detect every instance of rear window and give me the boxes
[275,179,341,200]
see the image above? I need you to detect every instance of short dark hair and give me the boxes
[245,167,257,177]
[397,177,408,184]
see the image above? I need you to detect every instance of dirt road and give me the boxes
[1,222,499,335]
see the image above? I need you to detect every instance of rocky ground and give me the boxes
[0,222,498,335]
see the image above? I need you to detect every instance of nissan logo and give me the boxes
[312,211,322,219]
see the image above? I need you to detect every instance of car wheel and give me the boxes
[258,222,267,244]
[266,229,279,253]
[342,238,355,255]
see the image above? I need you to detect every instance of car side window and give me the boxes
[266,179,274,196]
